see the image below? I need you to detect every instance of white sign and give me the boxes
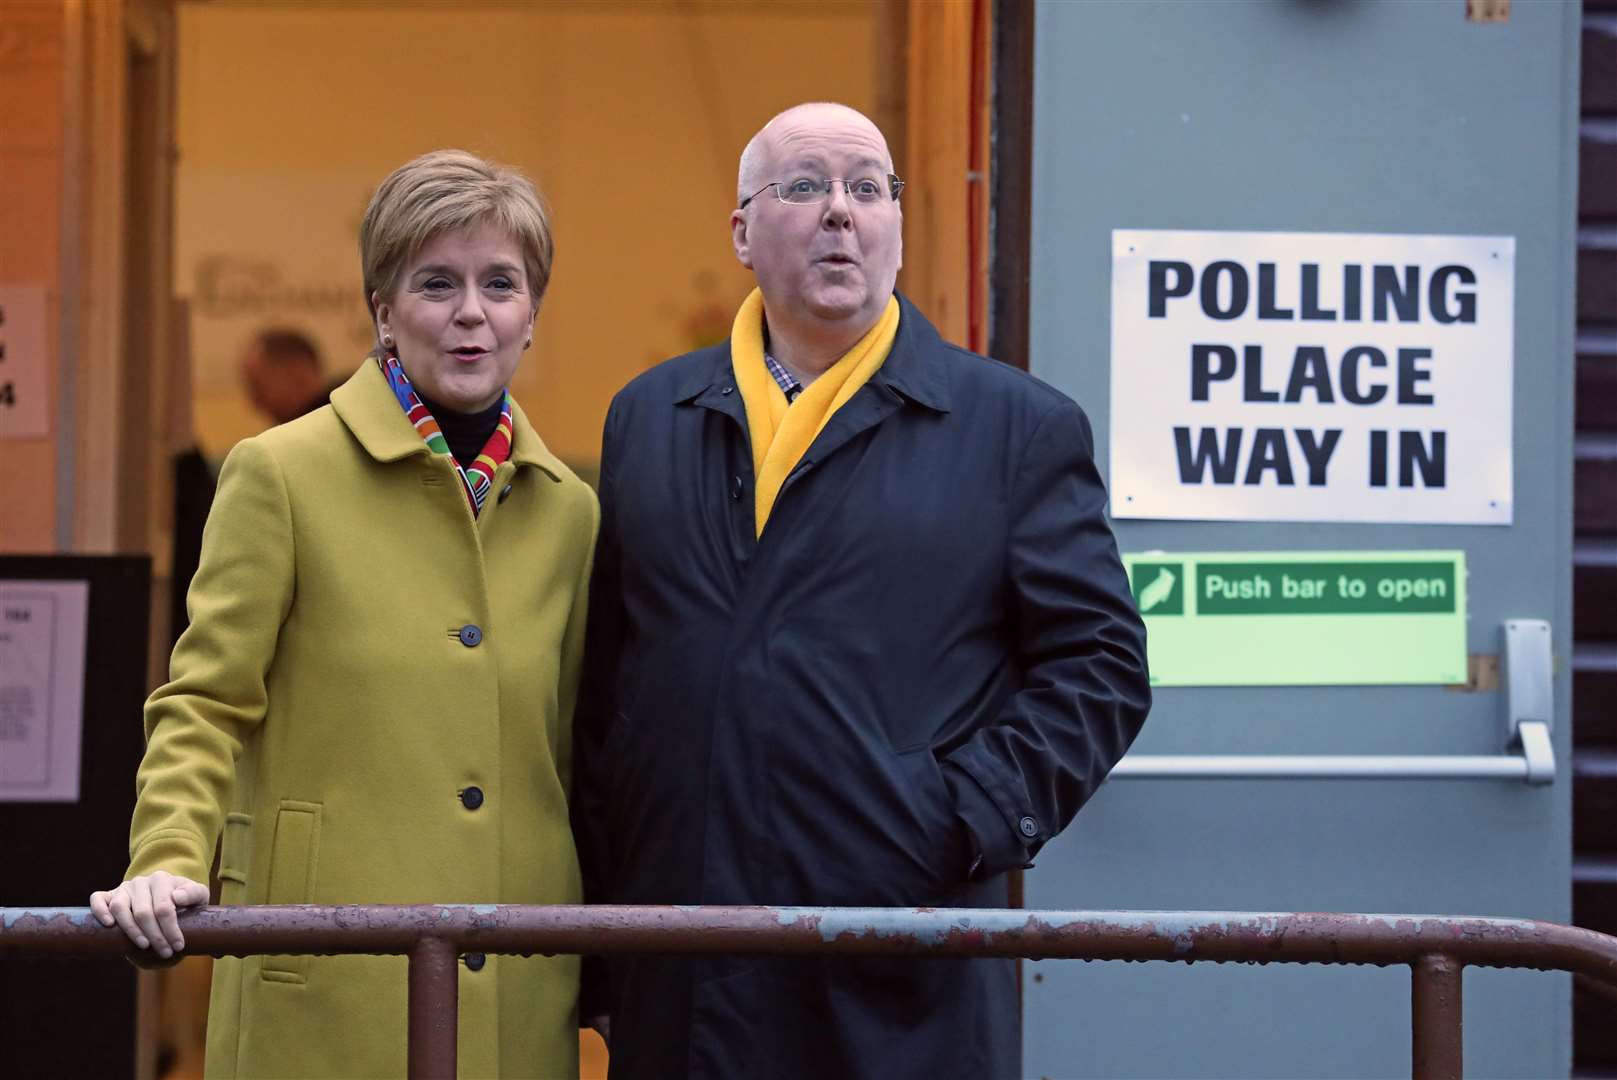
[0,581,89,802]
[0,285,50,439]
[1110,230,1514,524]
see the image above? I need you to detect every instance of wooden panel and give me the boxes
[1571,869,1616,1061]
[1575,554,1617,640]
[1587,21,1617,113]
[0,4,65,152]
[900,0,970,347]
[1579,245,1617,322]
[1575,762,1617,852]
[1581,131,1617,218]
[0,5,64,554]
[989,0,1033,371]
[1575,666,1617,748]
[1577,352,1617,430]
[1572,7,1612,1074]
[73,0,130,554]
[0,150,61,282]
[1575,981,1617,1067]
[1574,876,1617,938]
[0,289,59,552]
[1576,455,1617,533]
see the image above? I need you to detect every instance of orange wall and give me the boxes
[0,0,65,551]
[175,0,883,468]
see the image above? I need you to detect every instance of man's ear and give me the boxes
[895,203,904,273]
[730,209,753,270]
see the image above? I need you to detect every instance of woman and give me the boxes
[90,150,597,1078]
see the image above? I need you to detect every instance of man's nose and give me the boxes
[821,185,854,230]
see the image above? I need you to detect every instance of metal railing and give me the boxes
[5,904,1616,1079]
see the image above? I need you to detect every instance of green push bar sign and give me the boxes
[1122,551,1467,686]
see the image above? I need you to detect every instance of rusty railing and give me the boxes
[5,905,1615,1079]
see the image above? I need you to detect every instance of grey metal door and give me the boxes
[1021,2,1578,1076]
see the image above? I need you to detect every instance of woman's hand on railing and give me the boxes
[88,871,208,959]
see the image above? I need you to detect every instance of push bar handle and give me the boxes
[1111,620,1556,785]
[1110,725,1552,782]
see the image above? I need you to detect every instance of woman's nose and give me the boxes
[454,289,487,324]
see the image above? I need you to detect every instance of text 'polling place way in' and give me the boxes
[1110,230,1513,525]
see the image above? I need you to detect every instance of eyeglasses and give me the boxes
[739,174,906,210]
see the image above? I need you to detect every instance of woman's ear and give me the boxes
[371,291,392,350]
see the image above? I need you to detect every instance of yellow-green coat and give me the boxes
[127,360,598,1079]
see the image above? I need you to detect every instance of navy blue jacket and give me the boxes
[574,295,1150,1080]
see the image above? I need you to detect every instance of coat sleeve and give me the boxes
[126,436,296,885]
[940,400,1151,880]
[571,398,625,1020]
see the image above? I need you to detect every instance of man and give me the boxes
[238,327,331,425]
[574,102,1150,1079]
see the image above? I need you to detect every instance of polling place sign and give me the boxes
[1110,230,1514,524]
[1124,550,1467,686]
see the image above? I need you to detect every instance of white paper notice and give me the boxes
[1110,230,1514,525]
[0,580,89,801]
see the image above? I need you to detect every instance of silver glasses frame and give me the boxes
[739,173,906,210]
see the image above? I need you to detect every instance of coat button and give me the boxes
[458,624,483,647]
[463,952,486,971]
[460,786,485,810]
[1018,815,1039,838]
[721,385,734,395]
[497,484,512,504]
[731,475,743,501]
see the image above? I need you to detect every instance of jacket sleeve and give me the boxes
[571,399,625,1021]
[126,436,295,885]
[940,400,1151,880]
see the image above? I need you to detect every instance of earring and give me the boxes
[524,337,532,350]
[382,332,394,349]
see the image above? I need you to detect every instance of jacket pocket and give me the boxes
[261,800,322,983]
[218,812,253,905]
[895,747,970,897]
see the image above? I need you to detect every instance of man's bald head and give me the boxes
[729,101,903,356]
[736,103,894,206]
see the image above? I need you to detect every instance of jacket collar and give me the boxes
[671,291,952,414]
[874,292,951,413]
[331,358,567,483]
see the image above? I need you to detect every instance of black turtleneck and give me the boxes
[416,390,505,469]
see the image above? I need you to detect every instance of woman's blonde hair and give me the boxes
[360,149,554,317]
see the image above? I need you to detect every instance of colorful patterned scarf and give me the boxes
[378,354,513,516]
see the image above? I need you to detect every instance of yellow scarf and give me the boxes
[731,288,900,536]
